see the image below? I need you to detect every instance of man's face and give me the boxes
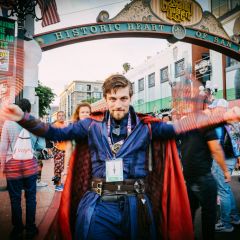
[57,112,65,123]
[105,87,132,121]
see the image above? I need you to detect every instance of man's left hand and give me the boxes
[224,106,240,123]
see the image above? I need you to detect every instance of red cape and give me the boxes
[57,112,194,240]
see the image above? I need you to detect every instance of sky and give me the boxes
[35,0,208,105]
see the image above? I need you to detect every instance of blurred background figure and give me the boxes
[209,99,240,233]
[177,95,231,240]
[52,111,67,192]
[63,103,91,182]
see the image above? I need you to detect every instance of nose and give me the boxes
[115,99,122,108]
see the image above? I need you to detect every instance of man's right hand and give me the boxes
[224,170,231,183]
[0,104,24,122]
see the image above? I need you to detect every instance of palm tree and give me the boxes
[122,62,131,73]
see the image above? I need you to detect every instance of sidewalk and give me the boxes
[0,158,57,240]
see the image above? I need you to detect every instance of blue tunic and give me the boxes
[35,108,176,239]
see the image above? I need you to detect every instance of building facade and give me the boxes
[126,42,194,113]
[125,1,240,114]
[59,80,103,121]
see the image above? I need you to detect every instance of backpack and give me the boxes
[12,129,34,160]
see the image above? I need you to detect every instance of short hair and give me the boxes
[16,98,31,113]
[102,74,133,98]
[72,102,91,122]
[57,111,65,116]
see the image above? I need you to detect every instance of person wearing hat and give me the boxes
[209,99,240,232]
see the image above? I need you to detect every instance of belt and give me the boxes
[91,178,146,196]
[100,195,126,202]
[91,178,151,238]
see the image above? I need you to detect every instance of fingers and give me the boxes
[224,172,231,183]
[0,104,13,121]
[0,104,23,121]
[233,106,240,119]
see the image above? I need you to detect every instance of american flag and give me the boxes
[38,0,60,27]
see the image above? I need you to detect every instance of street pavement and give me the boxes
[0,158,240,239]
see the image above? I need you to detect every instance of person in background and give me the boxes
[162,113,171,123]
[52,111,67,192]
[62,103,91,181]
[178,98,231,240]
[35,143,48,188]
[0,99,45,240]
[209,99,240,233]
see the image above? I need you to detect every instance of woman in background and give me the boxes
[62,103,91,180]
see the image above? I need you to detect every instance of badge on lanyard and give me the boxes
[106,158,123,182]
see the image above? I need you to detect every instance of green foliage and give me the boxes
[123,62,131,73]
[35,82,56,117]
[82,97,100,104]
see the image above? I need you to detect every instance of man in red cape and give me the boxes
[58,112,194,240]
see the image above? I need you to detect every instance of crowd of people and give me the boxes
[0,74,240,240]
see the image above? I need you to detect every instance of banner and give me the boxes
[0,16,15,76]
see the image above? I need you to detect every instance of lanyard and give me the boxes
[107,112,132,155]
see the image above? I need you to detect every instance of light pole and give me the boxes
[4,0,43,102]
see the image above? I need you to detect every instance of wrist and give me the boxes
[17,112,28,123]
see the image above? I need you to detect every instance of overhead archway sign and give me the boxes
[34,0,240,61]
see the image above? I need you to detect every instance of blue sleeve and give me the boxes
[151,122,176,140]
[46,119,91,141]
[18,113,92,142]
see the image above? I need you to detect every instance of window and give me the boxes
[138,78,144,92]
[76,84,83,91]
[175,58,185,77]
[148,73,155,88]
[132,82,135,94]
[93,92,102,99]
[87,85,91,91]
[226,56,238,67]
[94,86,100,91]
[231,0,239,9]
[160,67,169,83]
[211,0,238,18]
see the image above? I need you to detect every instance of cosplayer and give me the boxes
[0,74,239,240]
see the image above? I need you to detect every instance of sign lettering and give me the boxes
[161,0,192,23]
[34,22,240,60]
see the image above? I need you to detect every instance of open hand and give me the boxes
[224,106,240,123]
[0,104,24,122]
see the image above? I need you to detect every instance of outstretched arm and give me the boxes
[173,107,240,134]
[0,104,91,141]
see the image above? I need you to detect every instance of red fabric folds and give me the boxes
[161,140,193,239]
